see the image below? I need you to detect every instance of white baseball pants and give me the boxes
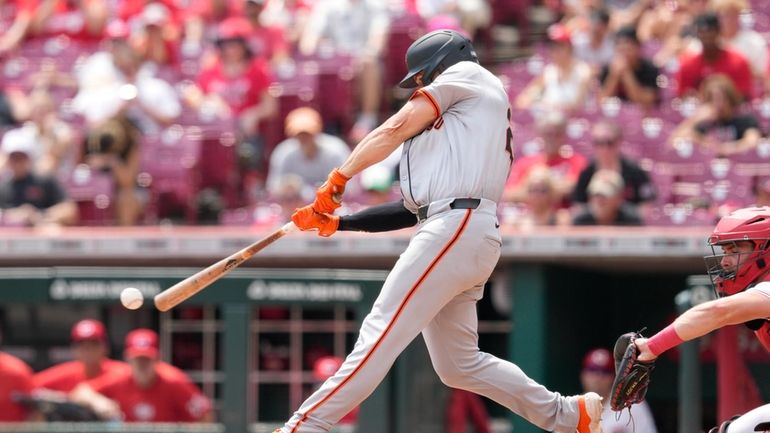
[280,200,581,433]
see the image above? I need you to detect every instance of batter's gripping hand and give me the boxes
[291,205,339,237]
[610,331,655,411]
[313,168,350,214]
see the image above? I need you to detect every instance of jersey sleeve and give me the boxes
[748,282,770,299]
[171,379,212,421]
[32,364,69,391]
[419,62,480,115]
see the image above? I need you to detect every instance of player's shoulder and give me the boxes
[155,361,194,384]
[0,351,33,376]
[34,360,80,378]
[436,61,486,82]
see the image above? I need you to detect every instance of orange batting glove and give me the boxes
[312,168,350,214]
[291,205,340,237]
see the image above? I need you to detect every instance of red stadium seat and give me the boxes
[61,165,115,226]
[139,125,202,223]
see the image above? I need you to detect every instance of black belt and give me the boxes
[417,198,481,222]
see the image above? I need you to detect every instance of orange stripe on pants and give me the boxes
[290,209,473,433]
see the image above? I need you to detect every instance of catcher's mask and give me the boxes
[704,207,770,296]
[399,29,478,89]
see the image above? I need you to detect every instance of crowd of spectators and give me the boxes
[0,0,768,228]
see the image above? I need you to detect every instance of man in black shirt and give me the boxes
[573,120,657,213]
[0,131,77,226]
[572,169,643,226]
[599,26,660,109]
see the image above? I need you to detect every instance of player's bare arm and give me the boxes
[338,94,437,178]
[636,290,770,361]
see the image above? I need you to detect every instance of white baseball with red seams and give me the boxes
[280,61,599,433]
[120,287,144,310]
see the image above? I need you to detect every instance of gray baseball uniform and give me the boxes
[281,61,583,433]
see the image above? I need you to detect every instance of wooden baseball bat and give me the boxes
[154,222,296,311]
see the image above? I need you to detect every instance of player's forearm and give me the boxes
[338,126,402,178]
[339,96,435,178]
[670,300,732,341]
[338,200,416,232]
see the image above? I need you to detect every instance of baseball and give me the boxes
[120,287,144,310]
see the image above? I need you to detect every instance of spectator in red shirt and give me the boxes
[72,329,213,422]
[0,324,35,421]
[131,3,179,72]
[184,17,277,134]
[676,12,753,101]
[502,111,587,206]
[33,319,129,395]
[29,0,108,42]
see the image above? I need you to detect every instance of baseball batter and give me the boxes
[282,29,603,433]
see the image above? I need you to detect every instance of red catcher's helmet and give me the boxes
[705,206,770,295]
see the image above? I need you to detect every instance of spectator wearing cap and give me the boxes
[670,74,761,156]
[131,3,180,72]
[580,348,658,433]
[118,0,182,39]
[572,120,656,215]
[503,111,587,207]
[72,329,212,422]
[599,26,660,110]
[572,169,642,226]
[266,107,350,200]
[298,0,390,143]
[185,17,277,142]
[0,128,77,227]
[506,165,572,229]
[676,12,753,101]
[515,24,592,115]
[571,8,614,72]
[0,321,36,421]
[33,320,129,395]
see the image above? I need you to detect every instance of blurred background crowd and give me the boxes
[0,0,768,229]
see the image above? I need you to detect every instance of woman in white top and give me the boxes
[515,24,593,116]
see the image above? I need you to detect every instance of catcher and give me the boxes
[611,206,770,433]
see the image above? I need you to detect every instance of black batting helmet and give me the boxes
[398,29,478,89]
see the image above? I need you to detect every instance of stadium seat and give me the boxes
[139,125,202,223]
[61,165,115,226]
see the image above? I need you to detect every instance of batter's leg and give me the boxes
[280,210,495,433]
[422,286,584,433]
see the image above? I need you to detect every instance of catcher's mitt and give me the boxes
[610,331,655,411]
